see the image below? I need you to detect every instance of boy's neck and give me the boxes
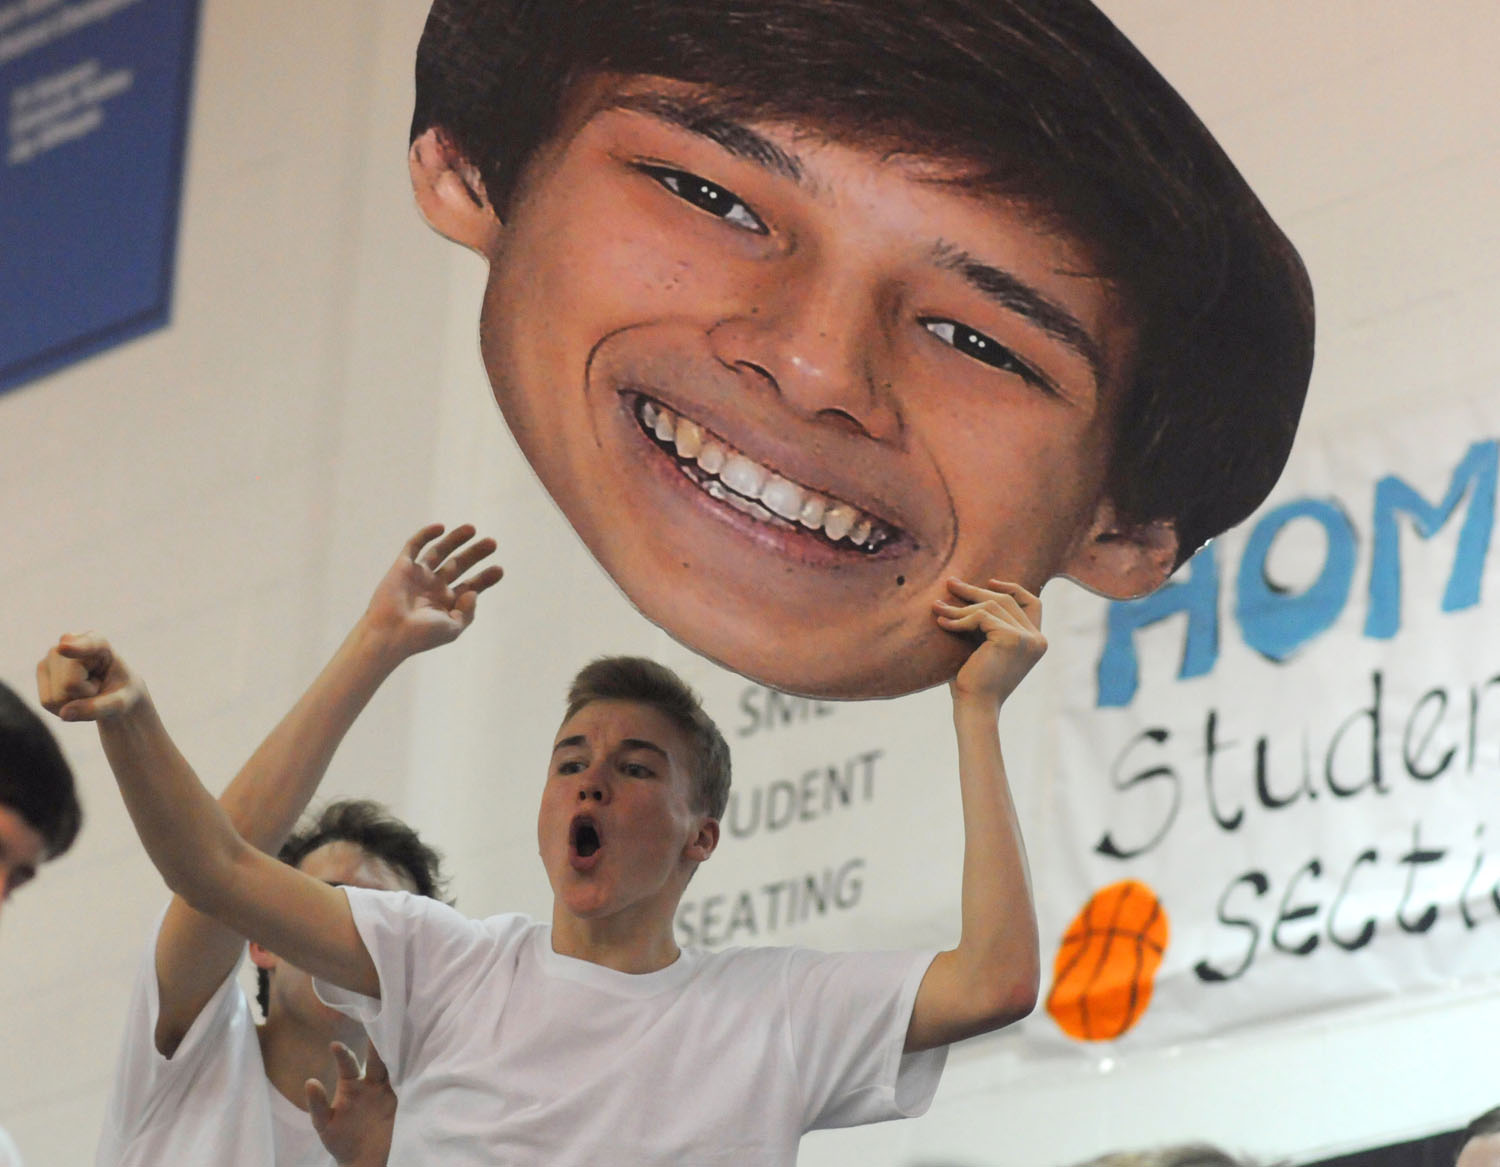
[257,1013,365,1111]
[549,906,682,975]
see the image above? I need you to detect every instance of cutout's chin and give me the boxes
[638,593,972,700]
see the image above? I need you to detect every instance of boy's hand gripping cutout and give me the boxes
[933,578,1047,707]
[904,577,1045,1053]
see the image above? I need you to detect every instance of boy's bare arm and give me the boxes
[38,635,378,995]
[146,523,499,1053]
[37,527,500,1012]
[904,579,1044,1053]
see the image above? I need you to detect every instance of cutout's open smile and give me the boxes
[635,396,897,554]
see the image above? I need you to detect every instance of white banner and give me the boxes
[1035,392,1500,1054]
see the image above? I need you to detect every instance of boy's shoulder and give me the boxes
[345,884,539,947]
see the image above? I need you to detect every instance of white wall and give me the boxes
[0,2,1495,1164]
[0,3,455,1161]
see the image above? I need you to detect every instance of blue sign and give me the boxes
[1,0,200,393]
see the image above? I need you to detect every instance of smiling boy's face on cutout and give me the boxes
[415,78,1174,698]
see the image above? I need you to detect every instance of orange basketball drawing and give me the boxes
[1047,880,1170,1041]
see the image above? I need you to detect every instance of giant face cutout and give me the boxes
[408,2,1312,699]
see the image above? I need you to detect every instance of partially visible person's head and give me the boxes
[1457,1107,1500,1167]
[0,679,82,915]
[564,657,730,818]
[1072,1145,1256,1167]
[255,799,448,1018]
[408,0,1313,698]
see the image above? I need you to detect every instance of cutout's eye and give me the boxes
[641,165,767,234]
[921,318,1054,394]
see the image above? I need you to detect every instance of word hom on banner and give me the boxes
[1099,438,1495,707]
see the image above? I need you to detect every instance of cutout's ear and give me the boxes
[1058,500,1179,600]
[408,126,502,254]
[247,942,278,973]
[685,817,720,865]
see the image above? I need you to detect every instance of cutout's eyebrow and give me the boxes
[931,241,1107,387]
[603,93,806,185]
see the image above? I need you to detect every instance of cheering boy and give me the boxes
[41,567,1043,1163]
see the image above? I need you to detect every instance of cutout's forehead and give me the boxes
[580,75,978,179]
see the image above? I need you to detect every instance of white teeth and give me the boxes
[703,479,773,522]
[721,453,768,498]
[823,502,855,542]
[639,398,889,552]
[761,475,804,522]
[696,442,726,474]
[674,418,703,460]
[798,494,826,528]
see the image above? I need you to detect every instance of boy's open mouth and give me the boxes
[635,396,896,554]
[569,815,603,864]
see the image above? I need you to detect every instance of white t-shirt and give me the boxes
[317,887,946,1166]
[0,1123,22,1167]
[97,910,333,1167]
